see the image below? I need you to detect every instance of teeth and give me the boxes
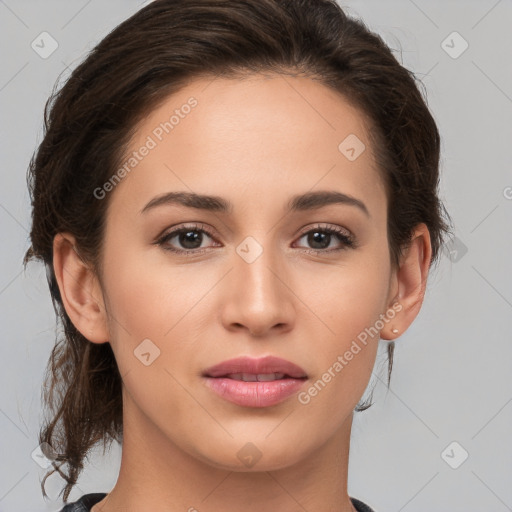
[226,372,286,382]
[256,372,286,381]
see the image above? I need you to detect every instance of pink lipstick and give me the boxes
[202,356,307,408]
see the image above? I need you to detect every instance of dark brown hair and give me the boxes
[23,0,452,501]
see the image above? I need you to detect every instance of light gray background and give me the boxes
[1,1,511,511]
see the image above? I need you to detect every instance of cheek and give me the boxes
[102,246,200,336]
[100,256,199,413]
[306,255,390,340]
[297,247,391,386]
[101,248,217,385]
[294,267,387,422]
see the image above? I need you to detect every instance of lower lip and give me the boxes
[204,377,306,407]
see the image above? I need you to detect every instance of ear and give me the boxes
[381,223,432,340]
[52,232,109,344]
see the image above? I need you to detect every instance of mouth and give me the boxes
[202,355,308,379]
[219,372,304,382]
[202,356,308,407]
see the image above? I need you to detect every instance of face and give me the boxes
[96,73,398,471]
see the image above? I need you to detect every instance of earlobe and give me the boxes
[52,232,109,344]
[382,223,432,340]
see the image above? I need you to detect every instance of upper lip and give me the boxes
[203,356,308,379]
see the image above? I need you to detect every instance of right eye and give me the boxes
[155,223,221,254]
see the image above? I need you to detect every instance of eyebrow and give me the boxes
[140,190,370,218]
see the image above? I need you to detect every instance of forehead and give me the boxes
[107,73,386,218]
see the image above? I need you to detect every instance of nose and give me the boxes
[220,243,296,337]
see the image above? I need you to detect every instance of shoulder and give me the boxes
[59,493,108,512]
[351,496,378,512]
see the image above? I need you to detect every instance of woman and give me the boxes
[24,0,452,510]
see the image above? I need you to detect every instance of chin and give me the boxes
[194,437,311,473]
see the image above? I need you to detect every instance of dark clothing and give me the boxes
[60,493,107,512]
[59,492,377,511]
[351,497,377,512]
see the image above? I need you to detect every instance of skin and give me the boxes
[53,73,431,512]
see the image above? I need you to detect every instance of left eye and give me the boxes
[294,227,354,251]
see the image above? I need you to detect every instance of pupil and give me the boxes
[180,230,202,249]
[308,231,330,249]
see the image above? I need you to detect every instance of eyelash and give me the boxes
[155,222,356,256]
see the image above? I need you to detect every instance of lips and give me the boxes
[202,356,308,407]
[225,372,287,382]
[202,356,308,380]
